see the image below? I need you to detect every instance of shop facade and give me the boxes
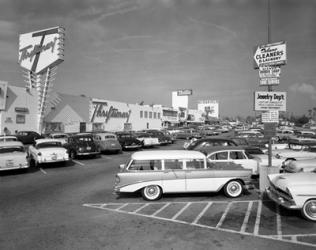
[0,82,38,135]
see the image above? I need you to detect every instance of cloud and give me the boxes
[289,83,316,100]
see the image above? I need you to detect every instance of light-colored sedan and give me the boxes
[48,133,69,145]
[272,144,316,160]
[282,158,316,173]
[266,172,316,221]
[0,141,29,171]
[114,150,253,201]
[28,139,69,167]
[205,146,260,175]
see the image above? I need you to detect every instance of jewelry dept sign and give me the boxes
[19,26,65,74]
[91,102,131,123]
[254,91,286,111]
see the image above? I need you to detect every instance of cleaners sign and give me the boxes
[254,91,286,111]
[253,41,286,69]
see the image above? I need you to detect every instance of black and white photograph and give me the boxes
[1,0,316,249]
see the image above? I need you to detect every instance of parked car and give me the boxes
[133,132,160,147]
[145,130,173,145]
[114,150,253,201]
[281,158,316,173]
[115,132,143,150]
[203,146,260,175]
[28,139,69,167]
[271,142,316,160]
[16,131,43,144]
[48,133,69,145]
[266,172,316,221]
[185,137,237,150]
[0,141,29,171]
[0,135,18,142]
[64,133,100,159]
[92,132,122,153]
[175,128,202,140]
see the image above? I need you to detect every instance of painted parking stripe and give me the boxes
[83,201,316,248]
[72,160,85,166]
[240,201,253,233]
[39,168,47,174]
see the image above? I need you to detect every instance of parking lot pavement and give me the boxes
[83,200,316,248]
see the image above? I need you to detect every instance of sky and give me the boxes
[0,0,316,118]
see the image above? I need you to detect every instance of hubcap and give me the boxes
[305,201,316,218]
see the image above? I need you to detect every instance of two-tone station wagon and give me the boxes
[114,150,253,201]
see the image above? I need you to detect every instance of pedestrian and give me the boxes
[4,127,11,136]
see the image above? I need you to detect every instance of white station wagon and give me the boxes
[114,150,253,201]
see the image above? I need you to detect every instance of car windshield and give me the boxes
[104,135,116,139]
[37,142,62,148]
[0,146,25,153]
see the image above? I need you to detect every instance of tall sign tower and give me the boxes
[18,26,65,133]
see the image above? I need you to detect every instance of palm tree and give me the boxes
[313,107,316,121]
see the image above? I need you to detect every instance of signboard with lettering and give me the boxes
[19,26,65,74]
[177,89,192,96]
[253,41,286,69]
[261,110,279,123]
[254,91,286,111]
[259,77,280,86]
[91,101,131,123]
[259,66,281,78]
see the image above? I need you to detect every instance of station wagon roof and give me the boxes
[0,141,24,147]
[200,146,247,154]
[131,150,206,160]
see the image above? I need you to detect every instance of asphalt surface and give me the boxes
[1,141,316,250]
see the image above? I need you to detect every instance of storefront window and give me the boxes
[154,112,156,119]
[149,112,152,119]
[140,110,143,118]
[144,111,148,118]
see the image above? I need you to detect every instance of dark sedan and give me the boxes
[64,133,100,159]
[15,131,43,145]
[115,132,143,150]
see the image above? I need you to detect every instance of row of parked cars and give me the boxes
[0,129,176,171]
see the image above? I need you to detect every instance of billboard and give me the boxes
[19,26,65,74]
[197,100,219,119]
[254,91,286,111]
[177,89,192,96]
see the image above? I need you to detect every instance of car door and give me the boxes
[229,150,258,174]
[184,159,218,192]
[162,159,186,193]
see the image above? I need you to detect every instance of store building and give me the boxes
[43,93,162,133]
[0,82,38,134]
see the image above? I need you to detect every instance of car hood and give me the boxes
[269,172,316,191]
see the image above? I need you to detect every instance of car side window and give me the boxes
[164,159,183,170]
[128,160,162,171]
[210,151,228,160]
[230,151,246,160]
[186,159,204,169]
